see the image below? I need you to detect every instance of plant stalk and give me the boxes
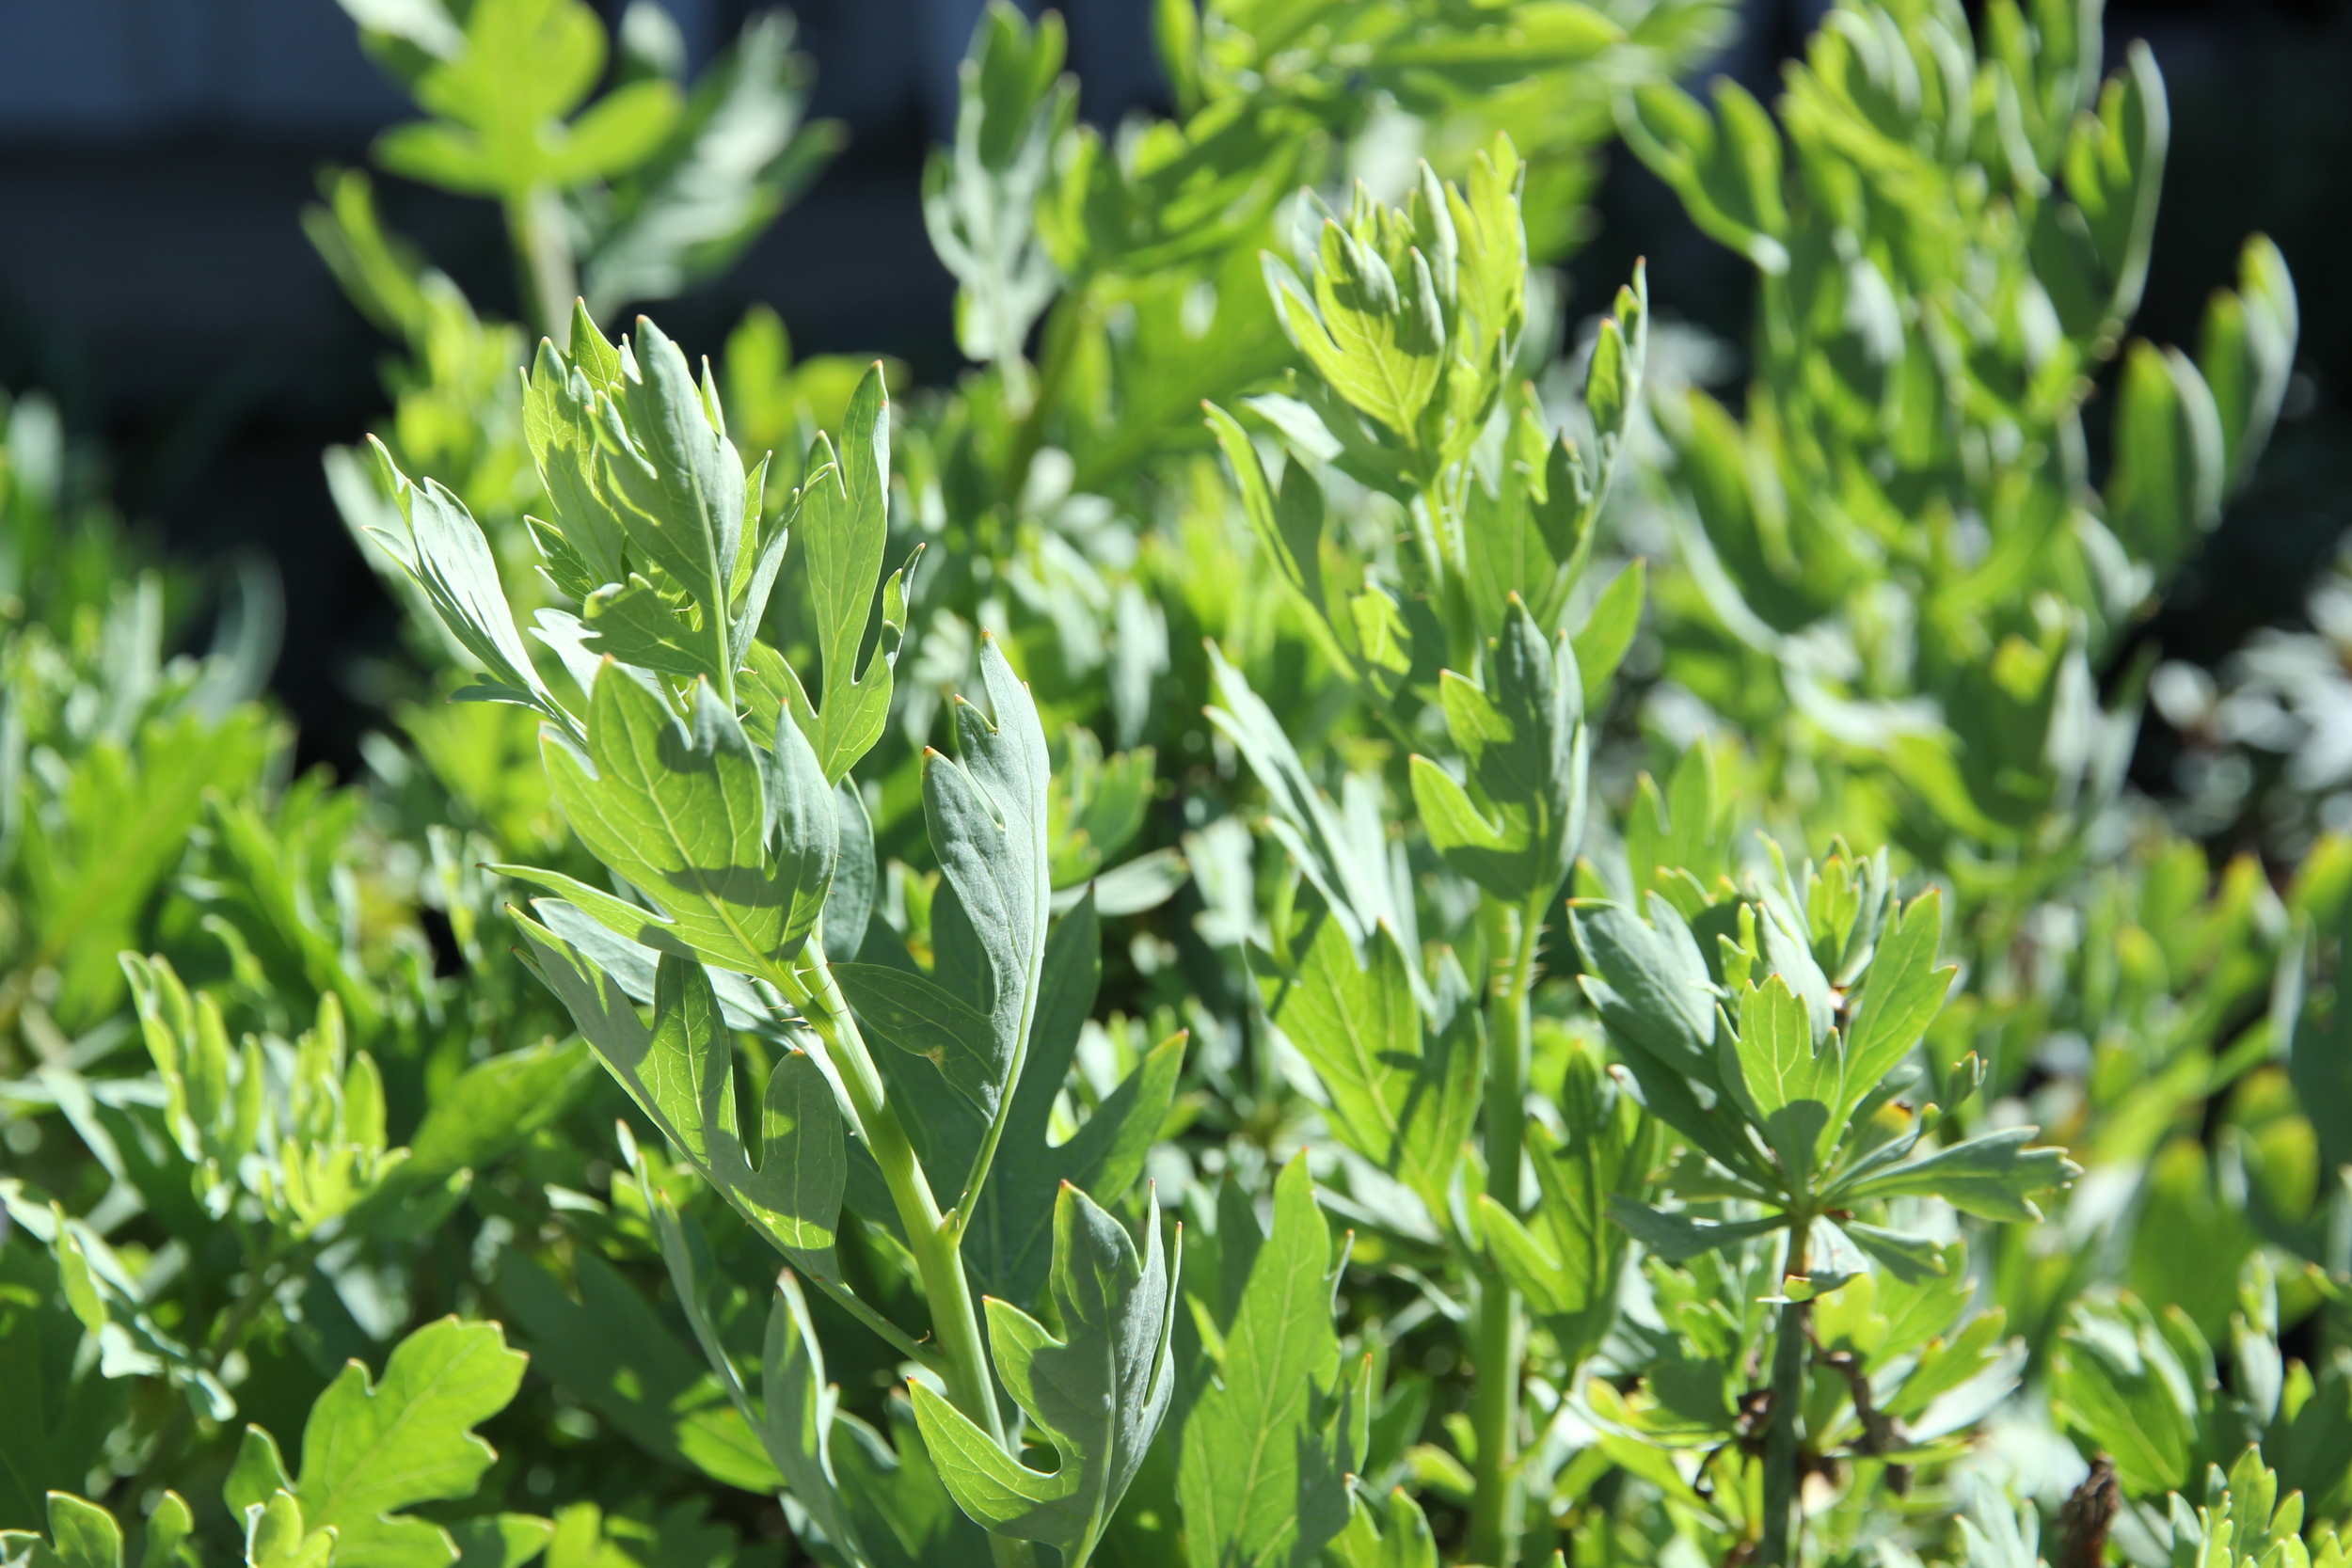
[508,186,579,349]
[1760,1218,1812,1568]
[774,958,1007,1445]
[1468,895,1545,1567]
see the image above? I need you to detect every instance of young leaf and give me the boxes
[909,1186,1180,1568]
[1408,595,1586,904]
[1177,1155,1367,1568]
[599,318,748,644]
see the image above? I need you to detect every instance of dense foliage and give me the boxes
[4,6,2347,1568]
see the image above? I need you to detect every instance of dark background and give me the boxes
[1,0,2344,788]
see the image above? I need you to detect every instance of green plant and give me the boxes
[10,3,2352,1568]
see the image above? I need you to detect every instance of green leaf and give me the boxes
[42,1496,119,1568]
[294,1319,527,1568]
[909,1187,1180,1568]
[921,3,1071,369]
[2050,1295,2198,1497]
[242,1492,331,1568]
[1836,891,1952,1124]
[2198,233,2298,495]
[1614,79,1789,274]
[600,318,748,645]
[1177,1155,1366,1568]
[1477,1052,1650,1362]
[363,446,559,724]
[764,702,838,960]
[1326,1487,1437,1568]
[508,912,841,1272]
[796,364,900,783]
[1411,595,1585,903]
[139,1494,196,1568]
[961,894,1184,1309]
[580,16,844,319]
[1831,1128,2079,1222]
[651,953,843,1269]
[226,1428,294,1524]
[917,636,1053,1123]
[1603,1198,1785,1262]
[821,780,876,964]
[831,963,1000,1116]
[1571,896,1719,1082]
[580,576,714,683]
[1721,974,1843,1189]
[757,1272,866,1562]
[523,339,629,591]
[1271,219,1446,445]
[542,666,781,975]
[2105,339,2225,583]
[1569,559,1645,712]
[1203,404,1337,665]
[1276,917,1477,1222]
[445,1517,552,1568]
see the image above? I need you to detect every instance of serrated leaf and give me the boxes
[909,1188,1179,1568]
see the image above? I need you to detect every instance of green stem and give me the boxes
[1760,1219,1812,1568]
[507,186,578,349]
[778,960,1039,1564]
[776,958,1005,1439]
[1468,895,1545,1568]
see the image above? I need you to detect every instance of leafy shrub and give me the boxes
[4,5,2350,1568]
